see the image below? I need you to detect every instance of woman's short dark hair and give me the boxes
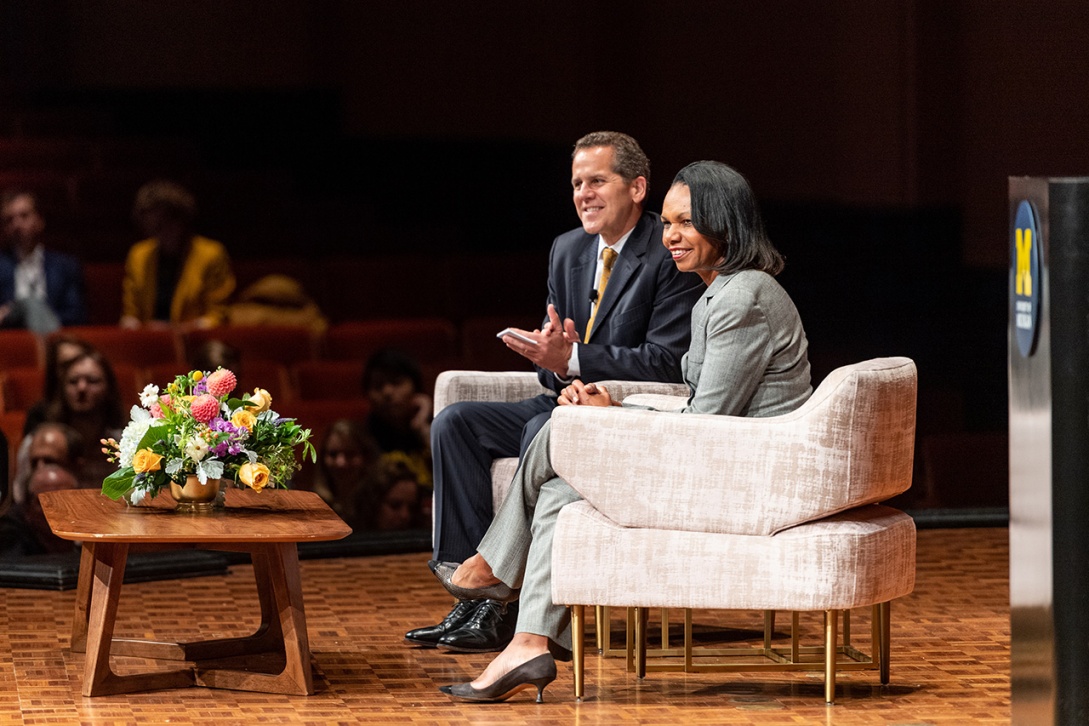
[671,161,784,276]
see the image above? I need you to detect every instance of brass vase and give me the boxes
[170,475,221,513]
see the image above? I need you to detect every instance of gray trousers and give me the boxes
[476,420,581,650]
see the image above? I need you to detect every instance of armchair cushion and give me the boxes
[552,501,916,611]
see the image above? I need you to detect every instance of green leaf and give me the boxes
[102,468,136,500]
[136,421,169,450]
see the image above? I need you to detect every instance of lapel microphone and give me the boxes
[589,289,599,303]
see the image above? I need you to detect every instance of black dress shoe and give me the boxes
[439,653,557,703]
[436,600,517,653]
[404,599,478,648]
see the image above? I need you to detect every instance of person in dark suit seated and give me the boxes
[0,188,89,331]
[407,132,704,654]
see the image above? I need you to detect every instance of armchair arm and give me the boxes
[433,371,550,415]
[621,393,688,412]
[433,373,690,415]
[595,380,690,404]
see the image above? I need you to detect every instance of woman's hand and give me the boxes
[557,380,613,407]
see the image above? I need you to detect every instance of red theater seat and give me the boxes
[292,360,365,401]
[0,367,44,413]
[184,326,319,368]
[323,318,460,368]
[64,326,182,369]
[0,330,43,370]
[0,410,27,482]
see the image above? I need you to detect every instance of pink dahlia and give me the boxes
[150,394,172,419]
[190,394,220,423]
[205,368,238,398]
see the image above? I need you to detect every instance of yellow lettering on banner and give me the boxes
[1015,227,1032,297]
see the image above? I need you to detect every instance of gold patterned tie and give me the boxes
[584,247,618,343]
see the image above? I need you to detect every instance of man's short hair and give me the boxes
[132,180,197,226]
[573,131,650,185]
[30,422,84,468]
[0,188,39,212]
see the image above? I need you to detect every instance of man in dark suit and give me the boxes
[0,189,88,330]
[407,132,704,653]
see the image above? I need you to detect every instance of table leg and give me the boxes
[81,542,193,696]
[70,543,96,653]
[193,543,314,695]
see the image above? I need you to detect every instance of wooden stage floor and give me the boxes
[0,527,1009,725]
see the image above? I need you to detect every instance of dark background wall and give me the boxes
[3,0,1087,509]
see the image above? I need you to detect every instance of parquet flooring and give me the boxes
[0,527,1009,724]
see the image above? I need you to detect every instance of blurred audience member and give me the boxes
[15,349,124,499]
[312,419,381,523]
[1,463,81,557]
[9,421,84,521]
[355,458,427,532]
[120,180,235,330]
[228,274,328,335]
[0,188,88,330]
[23,334,96,437]
[189,339,242,374]
[362,349,433,488]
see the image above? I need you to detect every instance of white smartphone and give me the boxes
[496,328,538,345]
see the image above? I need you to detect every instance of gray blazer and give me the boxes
[680,270,811,417]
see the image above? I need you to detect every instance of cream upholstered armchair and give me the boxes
[432,371,690,508]
[549,357,918,704]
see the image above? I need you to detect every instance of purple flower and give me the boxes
[194,379,208,395]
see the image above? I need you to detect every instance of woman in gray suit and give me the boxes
[435,161,813,702]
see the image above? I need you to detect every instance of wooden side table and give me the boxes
[39,488,352,697]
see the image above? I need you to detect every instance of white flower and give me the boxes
[117,406,154,468]
[139,384,160,408]
[185,438,210,463]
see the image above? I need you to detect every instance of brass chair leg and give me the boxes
[684,607,693,671]
[824,610,838,704]
[572,605,585,700]
[625,607,635,672]
[595,605,606,653]
[791,611,800,662]
[634,607,648,678]
[879,601,891,685]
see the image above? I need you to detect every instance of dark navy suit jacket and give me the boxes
[0,249,89,326]
[537,210,704,392]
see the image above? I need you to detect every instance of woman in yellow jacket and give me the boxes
[120,180,236,330]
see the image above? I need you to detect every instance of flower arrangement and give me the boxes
[101,367,315,504]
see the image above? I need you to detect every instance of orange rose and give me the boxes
[132,449,164,474]
[249,388,272,413]
[231,409,257,431]
[239,462,271,492]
